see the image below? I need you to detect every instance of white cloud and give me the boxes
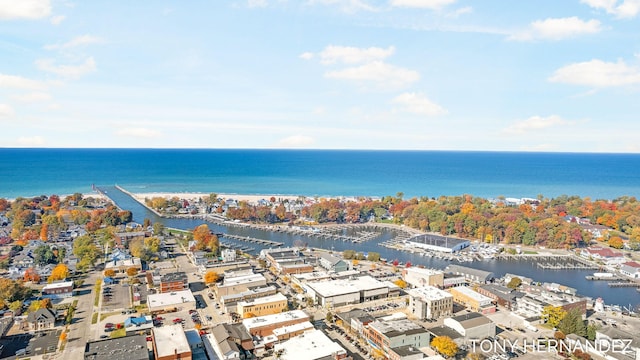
[0,0,51,20]
[0,104,14,118]
[319,45,395,65]
[324,61,420,89]
[509,17,602,41]
[44,35,101,50]
[503,115,572,134]
[274,135,316,148]
[581,0,640,18]
[299,52,314,60]
[549,59,640,87]
[307,0,377,13]
[446,6,472,18]
[35,57,96,78]
[0,74,47,90]
[16,136,45,146]
[247,0,268,8]
[390,0,457,10]
[392,92,447,116]
[11,92,52,102]
[49,15,65,25]
[115,127,162,138]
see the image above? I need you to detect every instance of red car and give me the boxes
[146,336,153,341]
[155,316,164,321]
[173,318,183,323]
[104,323,114,329]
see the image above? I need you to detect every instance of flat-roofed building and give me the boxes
[220,285,277,313]
[443,312,495,342]
[388,345,425,360]
[274,329,350,360]
[476,284,523,310]
[42,280,74,299]
[443,273,466,288]
[445,265,494,283]
[279,263,314,275]
[105,257,142,274]
[364,318,430,357]
[307,275,389,308]
[272,321,314,341]
[216,273,267,297]
[407,234,470,253]
[84,335,149,360]
[237,293,288,318]
[147,289,196,313]
[153,324,192,360]
[408,286,453,320]
[242,310,310,337]
[158,272,189,293]
[402,268,444,288]
[448,286,495,314]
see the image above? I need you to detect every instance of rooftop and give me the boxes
[272,321,314,337]
[446,264,494,281]
[449,286,493,303]
[238,293,287,307]
[243,310,309,330]
[153,324,191,358]
[408,286,453,302]
[368,318,426,338]
[409,234,470,249]
[160,271,188,282]
[449,312,493,329]
[84,335,148,360]
[307,275,387,297]
[42,280,73,290]
[147,289,195,307]
[273,329,347,360]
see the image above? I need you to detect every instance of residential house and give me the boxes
[26,308,56,331]
[580,247,626,266]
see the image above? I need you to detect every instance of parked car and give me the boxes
[104,323,114,328]
[173,318,183,323]
[146,336,153,341]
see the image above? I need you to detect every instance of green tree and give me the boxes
[557,308,586,337]
[343,250,355,259]
[506,277,522,289]
[367,252,380,262]
[33,245,55,266]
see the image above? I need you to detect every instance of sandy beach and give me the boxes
[131,192,305,205]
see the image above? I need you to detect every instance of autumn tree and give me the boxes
[431,336,458,357]
[104,269,116,277]
[48,263,69,282]
[608,236,624,249]
[193,224,219,253]
[204,271,219,284]
[23,267,41,283]
[73,235,101,271]
[0,278,31,303]
[393,279,407,289]
[40,223,49,241]
[507,277,522,289]
[541,305,566,328]
[126,267,139,277]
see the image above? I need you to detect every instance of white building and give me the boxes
[408,286,453,320]
[274,329,348,360]
[147,289,196,313]
[306,275,389,308]
[620,261,640,279]
[403,268,444,288]
[221,248,236,263]
[153,324,192,359]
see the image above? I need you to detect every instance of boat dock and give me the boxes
[608,282,640,288]
[494,254,599,270]
[220,234,283,247]
[220,241,255,253]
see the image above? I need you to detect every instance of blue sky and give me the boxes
[0,0,639,152]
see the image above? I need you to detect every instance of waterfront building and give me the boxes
[242,310,310,337]
[279,263,314,275]
[443,312,496,342]
[221,248,236,262]
[147,289,196,313]
[407,286,453,320]
[84,335,148,360]
[274,329,350,360]
[364,318,430,357]
[443,273,466,288]
[237,293,288,318]
[261,247,307,273]
[516,290,587,318]
[620,261,640,279]
[580,247,626,266]
[476,284,524,310]
[407,234,470,253]
[448,286,496,314]
[402,268,444,288]
[306,275,390,308]
[317,252,350,273]
[503,273,533,286]
[445,265,494,283]
[153,324,192,360]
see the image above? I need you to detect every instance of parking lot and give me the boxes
[325,323,372,360]
[0,333,32,359]
[101,278,132,312]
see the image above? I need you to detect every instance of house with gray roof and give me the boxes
[317,253,349,273]
[26,308,56,331]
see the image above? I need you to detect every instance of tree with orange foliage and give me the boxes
[40,223,49,241]
[104,269,116,277]
[48,263,69,282]
[59,331,67,342]
[126,267,138,277]
[204,270,219,284]
[23,267,41,283]
[608,236,624,249]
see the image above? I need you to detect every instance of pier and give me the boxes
[494,253,599,270]
[220,233,283,247]
[608,282,640,288]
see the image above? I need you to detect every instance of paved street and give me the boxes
[62,271,100,360]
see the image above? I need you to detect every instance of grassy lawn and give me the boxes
[100,311,119,321]
[91,312,98,324]
[110,328,126,338]
[523,250,538,254]
[93,279,102,307]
